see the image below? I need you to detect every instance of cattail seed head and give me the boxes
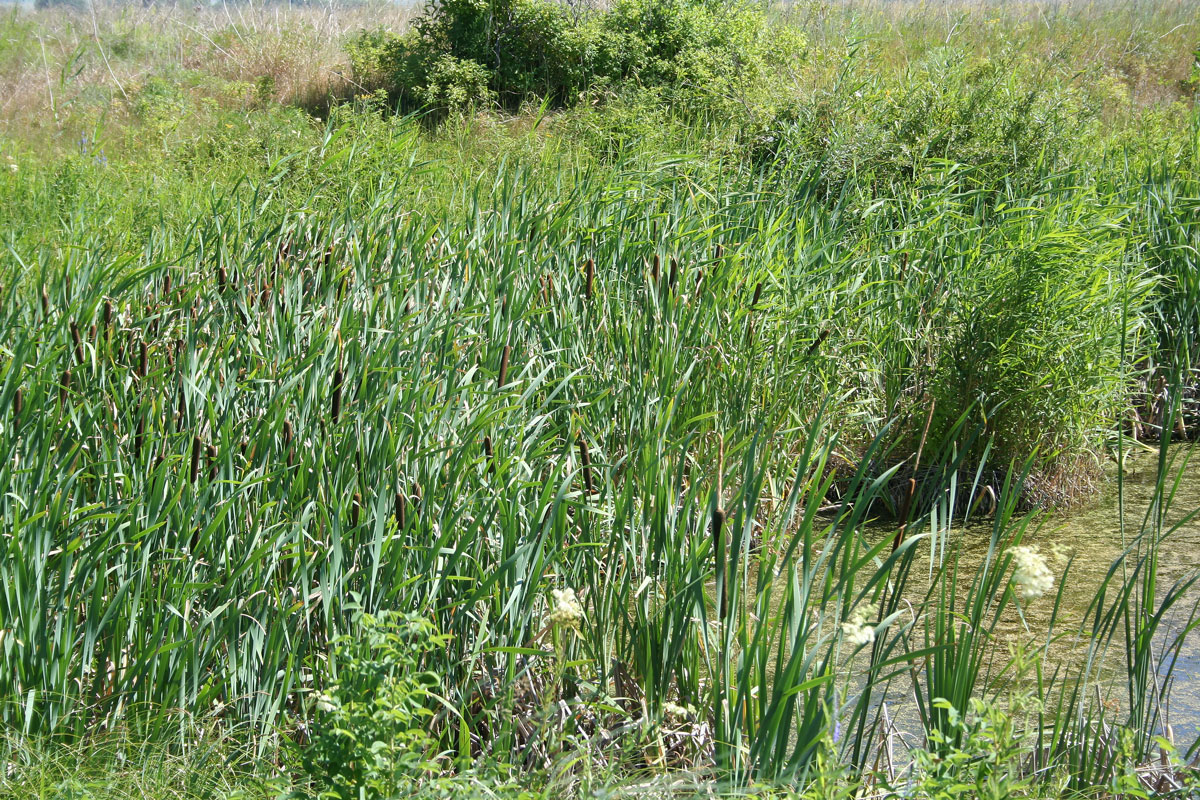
[350,492,361,528]
[207,444,218,481]
[217,267,227,293]
[498,345,511,388]
[578,437,593,496]
[394,490,406,530]
[584,258,595,300]
[138,342,148,379]
[103,299,113,332]
[12,388,22,423]
[331,369,343,424]
[59,369,71,405]
[651,254,660,284]
[190,437,201,484]
[669,257,678,290]
[88,323,96,343]
[134,413,145,458]
[71,321,83,364]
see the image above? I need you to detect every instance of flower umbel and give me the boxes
[840,602,877,646]
[1009,545,1054,602]
[547,587,583,631]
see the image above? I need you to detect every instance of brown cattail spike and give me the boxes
[350,492,361,528]
[483,435,494,468]
[190,436,201,484]
[578,437,593,496]
[669,257,678,290]
[134,413,145,458]
[138,342,148,379]
[395,490,406,530]
[217,267,227,293]
[207,444,218,481]
[103,300,113,338]
[12,388,22,423]
[59,369,71,406]
[498,346,511,388]
[712,506,727,622]
[651,254,660,285]
[584,258,595,300]
[331,369,343,424]
[71,322,83,364]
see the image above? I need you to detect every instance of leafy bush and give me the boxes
[298,613,448,800]
[345,0,804,116]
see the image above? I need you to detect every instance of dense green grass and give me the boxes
[1,1,1199,797]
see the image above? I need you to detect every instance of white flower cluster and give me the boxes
[547,587,584,631]
[1009,545,1054,602]
[840,602,878,647]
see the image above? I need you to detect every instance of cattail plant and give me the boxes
[578,436,593,496]
[12,387,22,426]
[59,369,70,406]
[70,322,84,365]
[584,258,595,300]
[134,413,145,459]
[331,368,343,424]
[190,436,201,484]
[712,504,727,622]
[207,444,218,481]
[498,345,511,388]
[283,420,295,469]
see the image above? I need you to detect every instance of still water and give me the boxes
[883,443,1200,746]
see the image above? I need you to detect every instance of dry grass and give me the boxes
[0,1,414,145]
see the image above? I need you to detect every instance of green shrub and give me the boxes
[345,0,804,117]
[298,613,448,800]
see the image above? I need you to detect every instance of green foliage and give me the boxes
[912,699,1030,800]
[298,613,447,800]
[345,0,805,116]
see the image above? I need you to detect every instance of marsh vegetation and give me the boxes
[1,0,1199,797]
